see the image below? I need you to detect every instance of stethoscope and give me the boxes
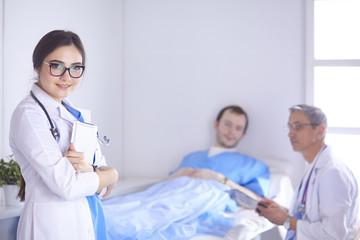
[295,144,327,218]
[30,91,110,146]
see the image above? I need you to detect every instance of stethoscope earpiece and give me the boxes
[97,135,110,146]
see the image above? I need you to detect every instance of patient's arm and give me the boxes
[192,169,262,201]
[168,168,224,181]
[167,167,196,179]
[168,168,261,201]
[191,168,224,181]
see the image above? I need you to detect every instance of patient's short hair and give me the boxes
[289,104,327,128]
[216,105,249,133]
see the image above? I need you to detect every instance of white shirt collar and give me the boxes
[208,146,237,157]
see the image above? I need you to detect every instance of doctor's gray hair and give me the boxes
[289,104,327,128]
[32,30,86,71]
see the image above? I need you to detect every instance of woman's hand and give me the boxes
[102,182,116,198]
[95,166,118,194]
[64,143,93,173]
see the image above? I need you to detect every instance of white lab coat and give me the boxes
[9,84,107,240]
[289,146,359,240]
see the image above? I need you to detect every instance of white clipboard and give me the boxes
[70,120,99,164]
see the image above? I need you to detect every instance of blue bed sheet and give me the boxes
[102,176,237,240]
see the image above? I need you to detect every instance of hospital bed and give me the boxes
[103,157,294,240]
[194,157,294,240]
[0,157,293,240]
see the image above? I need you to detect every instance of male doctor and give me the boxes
[257,104,359,240]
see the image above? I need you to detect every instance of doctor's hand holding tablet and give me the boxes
[9,30,118,240]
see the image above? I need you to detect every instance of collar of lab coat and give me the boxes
[312,145,331,171]
[31,84,77,124]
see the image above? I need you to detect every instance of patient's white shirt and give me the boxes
[208,146,237,157]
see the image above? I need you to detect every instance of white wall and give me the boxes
[123,0,306,183]
[1,0,123,171]
[1,0,306,186]
[0,0,3,158]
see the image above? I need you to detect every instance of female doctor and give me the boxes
[9,30,118,240]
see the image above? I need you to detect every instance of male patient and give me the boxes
[169,105,272,239]
[170,105,270,197]
[103,105,273,240]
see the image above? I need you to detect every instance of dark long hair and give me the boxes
[18,30,86,201]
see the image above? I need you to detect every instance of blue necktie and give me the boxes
[63,101,107,240]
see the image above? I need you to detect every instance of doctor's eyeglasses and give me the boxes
[287,122,318,131]
[43,61,85,78]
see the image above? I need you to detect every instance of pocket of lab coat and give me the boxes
[33,201,91,240]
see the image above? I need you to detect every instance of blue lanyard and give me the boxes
[62,101,107,240]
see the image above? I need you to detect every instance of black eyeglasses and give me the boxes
[43,61,85,78]
[287,122,317,131]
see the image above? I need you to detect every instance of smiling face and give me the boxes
[35,45,83,104]
[214,109,247,148]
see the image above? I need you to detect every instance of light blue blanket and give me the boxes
[102,176,237,240]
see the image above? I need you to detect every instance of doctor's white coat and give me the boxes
[9,84,106,240]
[289,146,359,240]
